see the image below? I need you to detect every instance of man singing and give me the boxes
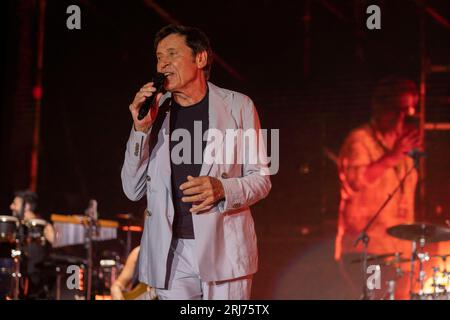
[121,25,271,300]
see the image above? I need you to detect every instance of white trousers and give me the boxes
[156,238,253,300]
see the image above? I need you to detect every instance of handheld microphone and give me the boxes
[407,148,426,167]
[407,148,426,160]
[137,72,166,120]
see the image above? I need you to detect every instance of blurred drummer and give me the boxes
[9,190,55,299]
[10,190,54,244]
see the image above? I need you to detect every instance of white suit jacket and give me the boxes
[121,82,271,288]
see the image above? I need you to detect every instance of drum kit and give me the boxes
[355,222,450,300]
[0,215,48,299]
[0,200,143,300]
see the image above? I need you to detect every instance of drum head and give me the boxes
[25,219,47,227]
[0,216,19,224]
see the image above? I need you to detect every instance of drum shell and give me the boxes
[0,216,19,244]
[24,219,47,245]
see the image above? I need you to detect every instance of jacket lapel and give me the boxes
[154,94,172,194]
[157,82,230,195]
[199,82,230,177]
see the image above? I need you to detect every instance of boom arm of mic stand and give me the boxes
[353,161,418,299]
[354,162,418,248]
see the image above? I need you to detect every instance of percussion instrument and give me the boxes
[0,216,19,244]
[387,222,450,300]
[24,218,47,245]
[51,214,118,248]
[387,223,450,243]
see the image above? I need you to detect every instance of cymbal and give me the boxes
[387,223,450,243]
[431,254,450,260]
[351,253,414,266]
[351,252,402,264]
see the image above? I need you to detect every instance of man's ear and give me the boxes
[23,203,30,212]
[196,50,208,69]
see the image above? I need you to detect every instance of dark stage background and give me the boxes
[1,0,449,298]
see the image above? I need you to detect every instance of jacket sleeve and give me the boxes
[217,97,272,213]
[121,126,153,201]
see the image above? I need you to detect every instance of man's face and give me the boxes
[9,197,23,216]
[376,92,418,133]
[156,33,204,92]
[377,110,406,133]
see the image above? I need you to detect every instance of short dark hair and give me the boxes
[154,24,213,80]
[15,190,38,212]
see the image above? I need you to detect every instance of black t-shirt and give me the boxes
[169,91,209,239]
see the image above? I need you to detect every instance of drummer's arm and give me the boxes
[363,151,404,184]
[340,141,393,193]
[361,130,419,184]
[44,223,55,245]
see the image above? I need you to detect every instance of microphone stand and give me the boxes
[354,156,420,300]
[12,224,25,300]
[85,199,98,300]
[11,207,26,300]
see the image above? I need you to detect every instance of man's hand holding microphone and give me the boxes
[129,73,166,133]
